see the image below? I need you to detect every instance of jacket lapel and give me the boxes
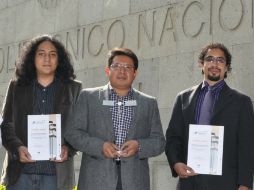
[17,83,34,142]
[212,84,232,120]
[54,82,65,113]
[99,85,115,140]
[25,83,34,114]
[126,89,139,139]
[182,84,201,124]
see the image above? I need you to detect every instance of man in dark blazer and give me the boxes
[65,48,165,190]
[165,43,254,190]
[1,35,82,190]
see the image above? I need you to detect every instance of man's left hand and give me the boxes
[121,140,139,158]
[55,145,69,162]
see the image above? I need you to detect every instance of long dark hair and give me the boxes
[15,34,76,85]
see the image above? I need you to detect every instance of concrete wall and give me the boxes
[1,0,254,189]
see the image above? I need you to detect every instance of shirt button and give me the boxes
[43,89,46,91]
[42,100,45,103]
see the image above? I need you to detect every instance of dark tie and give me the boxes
[199,86,213,125]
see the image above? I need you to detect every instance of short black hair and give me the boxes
[107,47,138,70]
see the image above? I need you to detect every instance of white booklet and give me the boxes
[28,114,61,160]
[187,124,224,175]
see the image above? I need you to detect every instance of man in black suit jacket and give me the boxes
[165,43,254,190]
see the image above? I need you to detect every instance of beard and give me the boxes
[207,74,221,81]
[206,66,223,81]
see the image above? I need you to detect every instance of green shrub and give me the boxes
[0,185,6,190]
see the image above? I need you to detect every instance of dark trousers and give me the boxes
[178,175,209,190]
[116,162,123,190]
[7,173,57,190]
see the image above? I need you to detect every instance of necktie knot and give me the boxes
[207,86,213,91]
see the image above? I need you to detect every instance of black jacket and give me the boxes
[1,79,82,190]
[165,83,254,190]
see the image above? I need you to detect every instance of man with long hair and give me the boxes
[1,34,82,190]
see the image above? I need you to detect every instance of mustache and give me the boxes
[208,66,220,71]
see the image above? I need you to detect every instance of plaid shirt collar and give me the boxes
[107,83,134,99]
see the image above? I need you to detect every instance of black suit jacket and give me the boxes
[165,83,254,190]
[1,79,82,190]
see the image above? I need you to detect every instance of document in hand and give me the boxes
[187,124,224,175]
[28,114,61,160]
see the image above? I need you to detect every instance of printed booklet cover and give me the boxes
[187,124,224,175]
[28,114,61,160]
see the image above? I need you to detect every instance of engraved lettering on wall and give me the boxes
[66,30,80,61]
[107,20,125,49]
[219,0,244,31]
[209,0,213,34]
[88,25,104,56]
[159,7,176,45]
[0,0,251,72]
[0,48,4,73]
[82,28,86,59]
[37,0,58,9]
[138,11,156,48]
[182,1,205,38]
[252,0,254,28]
[7,44,19,73]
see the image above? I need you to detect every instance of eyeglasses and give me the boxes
[204,56,226,64]
[110,63,135,72]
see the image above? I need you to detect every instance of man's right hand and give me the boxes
[174,162,198,178]
[18,146,35,163]
[102,142,119,158]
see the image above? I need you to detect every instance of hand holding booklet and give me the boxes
[28,114,61,161]
[187,124,224,175]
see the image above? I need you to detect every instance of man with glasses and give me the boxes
[165,43,254,190]
[65,47,165,190]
